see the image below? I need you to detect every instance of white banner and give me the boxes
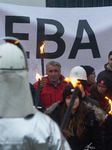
[0,3,112,84]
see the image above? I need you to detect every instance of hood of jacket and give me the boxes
[104,63,112,72]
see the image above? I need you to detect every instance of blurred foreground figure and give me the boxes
[0,37,71,150]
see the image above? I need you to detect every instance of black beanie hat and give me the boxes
[62,84,82,101]
[97,76,112,89]
[81,65,94,77]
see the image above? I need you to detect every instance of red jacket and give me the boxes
[33,75,68,110]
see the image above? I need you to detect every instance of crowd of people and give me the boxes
[33,49,112,150]
[0,36,112,150]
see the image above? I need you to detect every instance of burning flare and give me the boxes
[40,42,45,54]
[105,96,112,115]
[64,77,81,88]
[35,69,41,81]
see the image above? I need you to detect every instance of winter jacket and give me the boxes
[33,75,68,110]
[97,63,112,82]
[105,114,112,150]
[89,83,112,150]
[45,101,106,150]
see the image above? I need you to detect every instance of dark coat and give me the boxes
[45,101,106,150]
[30,83,44,113]
[82,94,100,108]
[105,114,112,150]
[89,83,112,150]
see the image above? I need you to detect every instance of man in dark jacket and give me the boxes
[97,51,112,81]
[33,61,68,110]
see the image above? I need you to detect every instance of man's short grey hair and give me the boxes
[46,61,61,70]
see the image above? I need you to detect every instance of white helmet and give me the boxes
[69,66,87,80]
[0,37,28,70]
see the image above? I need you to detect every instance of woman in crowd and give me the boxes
[89,76,112,112]
[45,84,106,150]
[89,76,112,150]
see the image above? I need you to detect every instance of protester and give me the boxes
[89,76,112,112]
[89,76,112,150]
[90,76,112,150]
[0,37,71,150]
[45,84,106,150]
[69,66,100,107]
[97,51,112,81]
[33,61,68,110]
[81,65,96,96]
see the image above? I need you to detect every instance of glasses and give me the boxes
[0,36,28,70]
[97,84,107,89]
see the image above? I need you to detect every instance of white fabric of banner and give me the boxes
[0,3,111,83]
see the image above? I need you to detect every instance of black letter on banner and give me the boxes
[36,18,65,59]
[5,16,30,58]
[5,16,29,40]
[69,20,100,59]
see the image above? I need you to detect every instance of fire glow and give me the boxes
[64,77,81,88]
[40,42,45,76]
[35,69,41,81]
[105,96,112,115]
[14,40,19,44]
[40,42,45,54]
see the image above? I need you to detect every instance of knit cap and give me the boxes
[97,76,112,89]
[81,65,94,77]
[62,84,82,101]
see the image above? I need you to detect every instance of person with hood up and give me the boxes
[0,37,71,150]
[45,84,106,150]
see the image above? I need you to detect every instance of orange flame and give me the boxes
[35,69,41,81]
[14,41,19,44]
[105,96,112,115]
[64,77,81,88]
[40,42,45,54]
